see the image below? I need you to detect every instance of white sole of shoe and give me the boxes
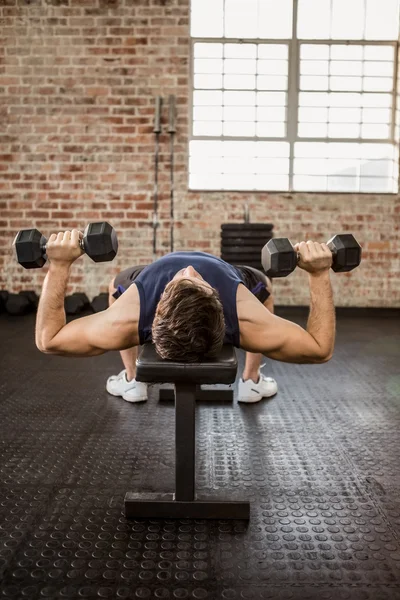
[238,395,263,403]
[238,390,278,403]
[122,395,148,403]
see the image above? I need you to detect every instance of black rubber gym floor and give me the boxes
[1,309,400,600]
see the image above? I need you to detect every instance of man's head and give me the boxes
[152,266,225,362]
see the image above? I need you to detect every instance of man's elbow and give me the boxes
[314,350,333,364]
[36,338,57,354]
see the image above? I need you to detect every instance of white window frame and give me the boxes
[189,0,399,193]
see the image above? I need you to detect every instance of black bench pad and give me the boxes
[136,343,238,384]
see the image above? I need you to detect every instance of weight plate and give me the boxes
[221,237,272,247]
[221,246,266,254]
[224,260,265,270]
[221,223,274,231]
[222,255,262,263]
[221,229,273,239]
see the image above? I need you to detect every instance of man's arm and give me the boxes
[35,230,140,356]
[238,241,336,363]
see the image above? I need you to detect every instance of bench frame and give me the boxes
[124,381,250,520]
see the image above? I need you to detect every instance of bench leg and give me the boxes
[175,383,195,501]
[124,382,250,520]
[124,492,250,520]
[159,386,234,402]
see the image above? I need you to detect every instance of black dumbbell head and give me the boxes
[83,222,118,263]
[262,238,297,278]
[14,229,47,269]
[327,234,362,273]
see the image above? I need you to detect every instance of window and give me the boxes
[189,0,400,193]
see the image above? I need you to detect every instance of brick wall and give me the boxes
[0,0,399,307]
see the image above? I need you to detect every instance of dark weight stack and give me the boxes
[221,223,274,271]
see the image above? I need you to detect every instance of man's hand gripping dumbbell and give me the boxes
[262,234,362,278]
[14,222,118,269]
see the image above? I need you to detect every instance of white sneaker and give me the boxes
[122,381,148,403]
[238,369,278,403]
[106,369,148,403]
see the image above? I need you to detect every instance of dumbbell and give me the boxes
[262,234,362,278]
[14,222,118,269]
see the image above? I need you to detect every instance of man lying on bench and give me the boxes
[35,230,335,403]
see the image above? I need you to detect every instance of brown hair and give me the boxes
[152,278,226,362]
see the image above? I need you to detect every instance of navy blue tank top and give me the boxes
[134,252,244,347]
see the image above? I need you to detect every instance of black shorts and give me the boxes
[112,263,271,304]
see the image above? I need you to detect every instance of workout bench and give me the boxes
[124,343,250,520]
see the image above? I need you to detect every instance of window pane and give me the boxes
[258,45,288,60]
[189,140,290,191]
[298,0,331,39]
[193,90,223,105]
[295,158,328,175]
[223,121,256,136]
[364,46,394,61]
[224,58,256,75]
[256,122,286,137]
[331,0,364,39]
[222,174,256,190]
[362,108,391,123]
[257,60,288,75]
[362,93,392,107]
[330,46,363,60]
[257,91,287,106]
[194,43,223,59]
[328,176,358,191]
[224,0,258,38]
[193,106,223,121]
[328,123,361,137]
[299,107,329,122]
[193,121,223,135]
[258,0,293,38]
[223,156,255,173]
[301,45,330,60]
[189,174,224,189]
[364,61,394,77]
[360,158,395,176]
[363,77,393,92]
[301,61,330,76]
[224,91,256,105]
[257,106,286,121]
[365,0,400,40]
[359,177,392,191]
[193,121,222,136]
[329,107,362,123]
[293,142,397,192]
[300,76,329,90]
[331,77,362,91]
[298,0,400,41]
[256,142,290,157]
[298,123,328,137]
[224,44,257,59]
[191,0,223,37]
[190,156,224,173]
[361,124,390,137]
[328,92,362,107]
[224,74,256,89]
[254,175,289,190]
[299,92,330,106]
[194,74,223,89]
[254,157,288,173]
[257,75,288,90]
[330,61,363,76]
[194,58,223,74]
[224,106,256,121]
[294,175,328,191]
